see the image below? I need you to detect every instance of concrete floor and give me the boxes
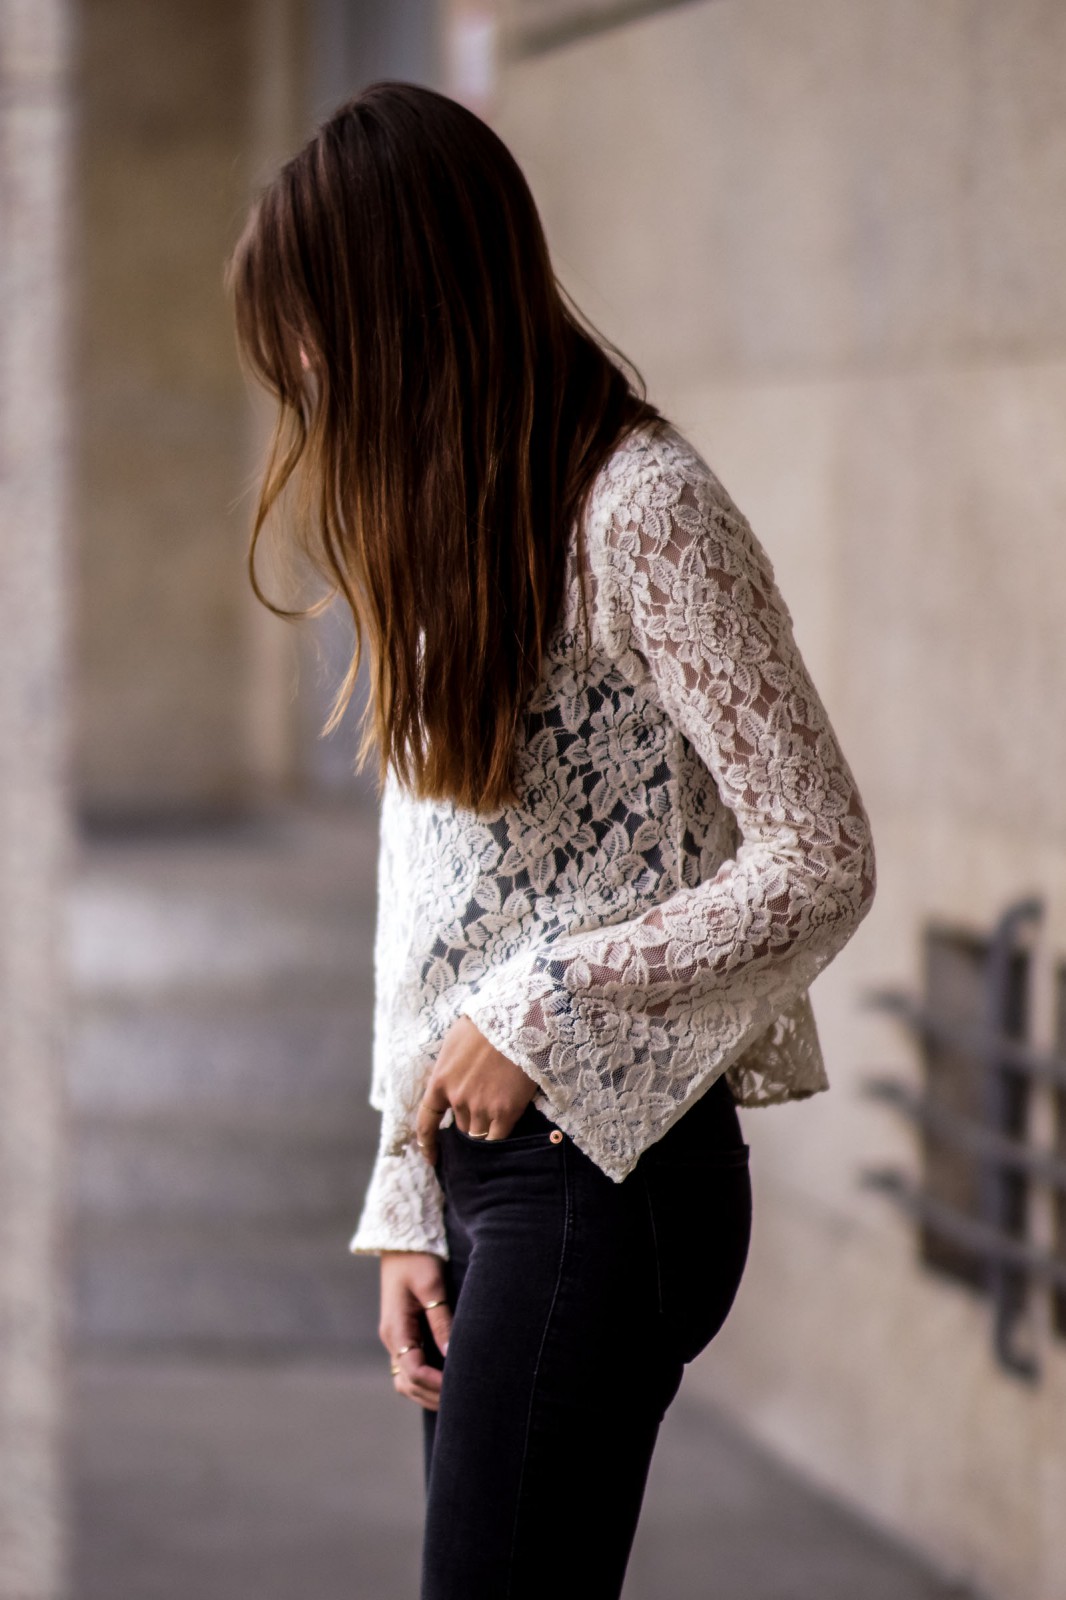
[70,1351,980,1600]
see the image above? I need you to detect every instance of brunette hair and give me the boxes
[225,80,663,810]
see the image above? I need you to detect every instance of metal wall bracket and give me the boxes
[860,896,1059,1383]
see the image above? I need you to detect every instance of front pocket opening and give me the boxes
[448,1124,555,1149]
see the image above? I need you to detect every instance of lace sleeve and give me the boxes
[458,435,877,1180]
[348,1111,449,1258]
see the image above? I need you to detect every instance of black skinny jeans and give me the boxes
[417,1070,752,1600]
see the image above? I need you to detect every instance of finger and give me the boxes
[410,1359,443,1397]
[397,1382,440,1413]
[394,1354,443,1409]
[381,1317,424,1372]
[391,1344,426,1383]
[415,1116,443,1166]
[416,1087,449,1166]
[386,1296,426,1358]
[456,1100,501,1140]
[394,1372,439,1410]
[420,1300,453,1356]
[415,1128,436,1166]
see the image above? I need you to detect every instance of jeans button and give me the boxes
[549,1129,564,1144]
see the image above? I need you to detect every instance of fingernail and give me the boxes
[441,1341,448,1356]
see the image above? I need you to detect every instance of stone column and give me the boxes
[0,0,74,1596]
[74,0,257,825]
[240,0,311,799]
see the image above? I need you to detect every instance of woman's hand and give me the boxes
[416,1015,539,1167]
[380,1250,453,1411]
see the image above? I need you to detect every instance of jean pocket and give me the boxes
[642,1146,753,1365]
[445,1102,558,1151]
[448,1123,554,1150]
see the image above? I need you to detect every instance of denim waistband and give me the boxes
[510,1069,742,1163]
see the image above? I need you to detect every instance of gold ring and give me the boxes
[422,1298,446,1311]
[466,1129,490,1138]
[389,1362,401,1376]
[394,1341,421,1358]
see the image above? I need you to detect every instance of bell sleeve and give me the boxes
[457,434,877,1180]
[347,1112,449,1257]
[347,780,450,1258]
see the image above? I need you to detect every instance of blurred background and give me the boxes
[3,1,1066,1596]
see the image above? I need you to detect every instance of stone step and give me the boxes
[70,1216,384,1356]
[64,804,393,1355]
[67,804,380,998]
[65,994,376,1121]
[72,1113,379,1225]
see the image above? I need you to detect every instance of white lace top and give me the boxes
[349,419,876,1257]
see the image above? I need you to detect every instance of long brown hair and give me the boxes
[225,80,663,811]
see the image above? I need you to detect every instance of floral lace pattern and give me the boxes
[349,420,876,1257]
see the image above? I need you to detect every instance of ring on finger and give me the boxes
[421,1298,446,1311]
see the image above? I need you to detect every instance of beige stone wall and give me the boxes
[495,4,1066,1597]
[74,0,264,822]
[0,0,74,1594]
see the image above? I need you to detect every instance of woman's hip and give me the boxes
[432,1067,752,1371]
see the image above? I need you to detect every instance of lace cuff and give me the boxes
[348,1119,449,1258]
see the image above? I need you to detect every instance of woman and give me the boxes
[226,80,876,1600]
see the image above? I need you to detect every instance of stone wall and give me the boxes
[71,0,442,823]
[74,0,260,823]
[0,0,74,1594]
[494,4,1066,1596]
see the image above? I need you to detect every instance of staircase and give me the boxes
[64,803,386,1358]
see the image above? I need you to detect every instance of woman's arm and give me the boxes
[349,1132,455,1413]
[458,434,877,1178]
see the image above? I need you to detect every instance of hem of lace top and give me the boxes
[347,1228,450,1259]
[724,1063,831,1108]
[456,999,829,1184]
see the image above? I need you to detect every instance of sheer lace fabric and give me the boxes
[349,421,876,1257]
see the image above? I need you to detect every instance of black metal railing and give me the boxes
[860,896,1066,1382]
